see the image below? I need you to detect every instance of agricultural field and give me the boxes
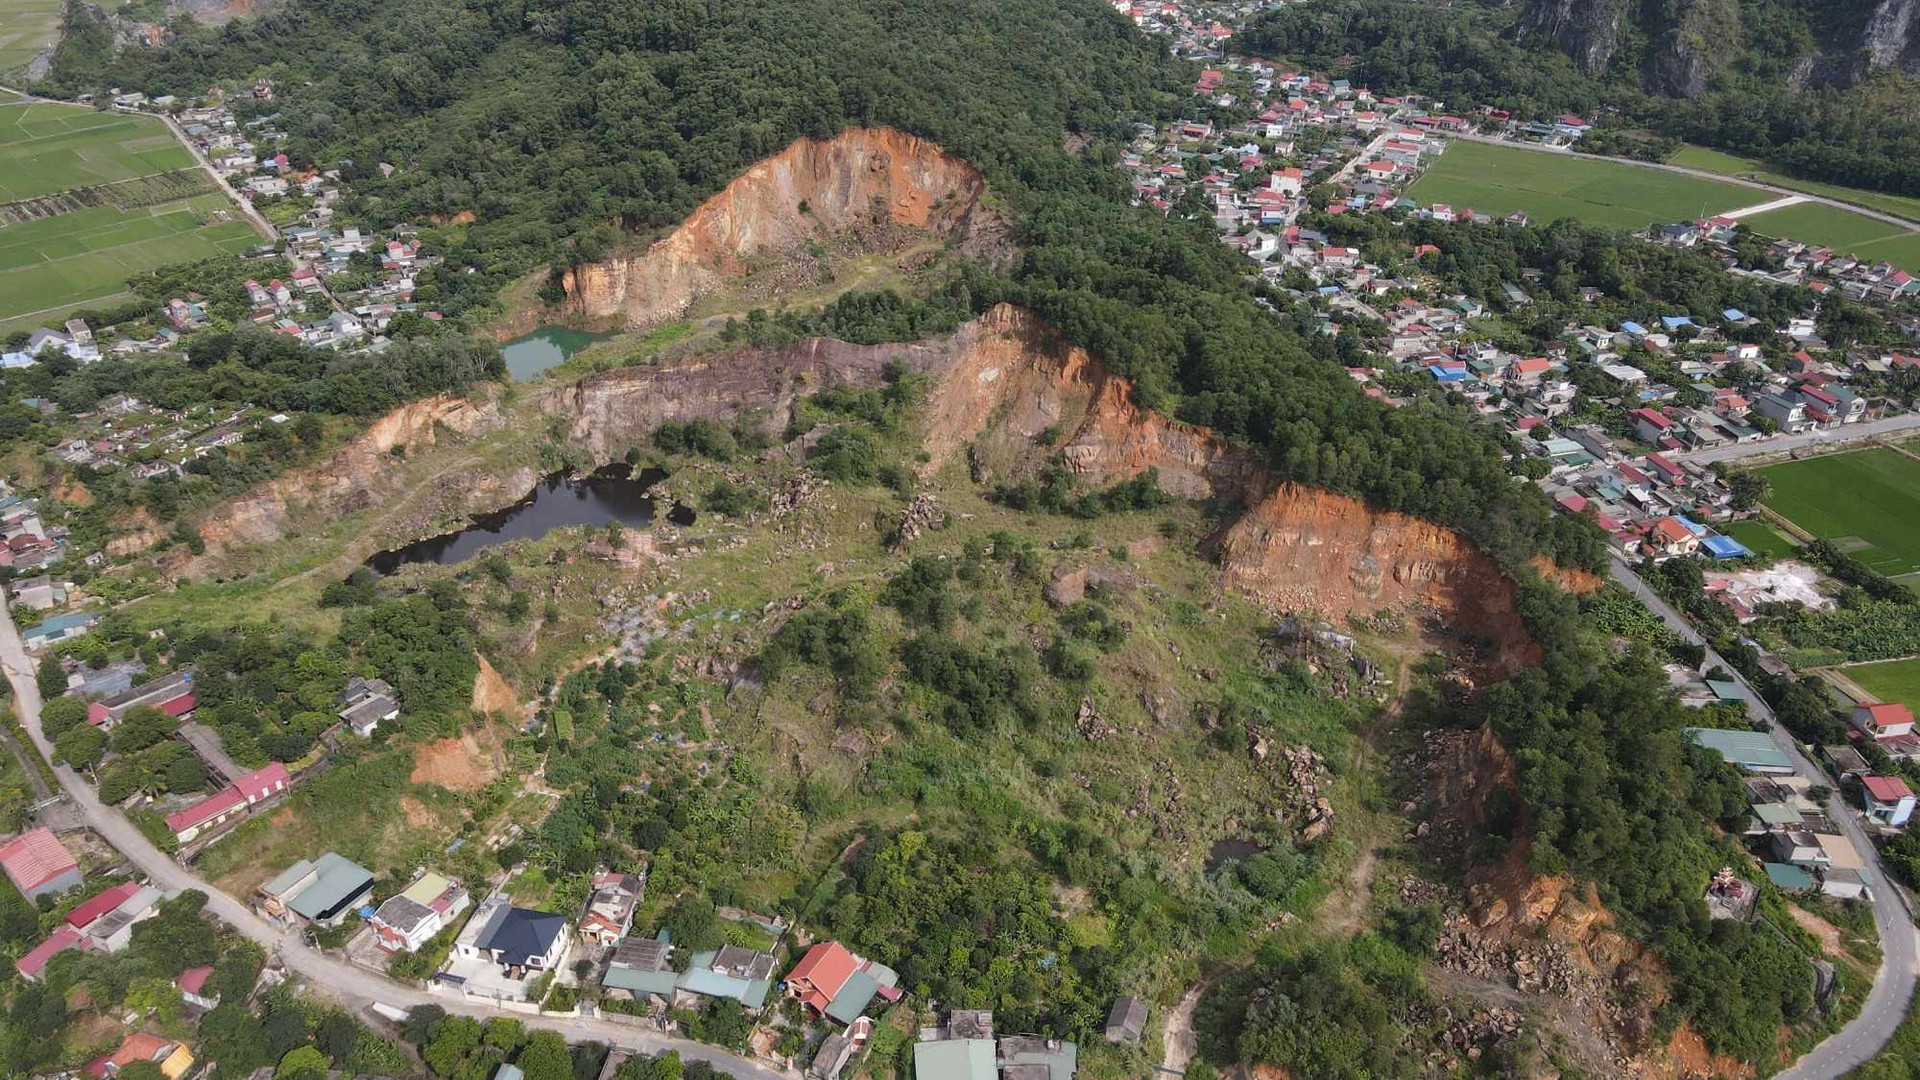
[0,102,193,201]
[1839,656,1920,714]
[0,194,258,322]
[1405,140,1754,231]
[0,0,60,77]
[0,101,257,329]
[1668,145,1920,224]
[1757,448,1920,577]
[1725,519,1798,559]
[1740,202,1920,273]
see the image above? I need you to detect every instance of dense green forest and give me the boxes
[1231,0,1920,198]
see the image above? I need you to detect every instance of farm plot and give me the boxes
[1405,141,1753,231]
[0,197,257,320]
[1740,203,1920,273]
[0,103,193,202]
[1757,448,1920,578]
[0,0,60,76]
[1840,656,1920,714]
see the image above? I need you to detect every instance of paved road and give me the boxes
[0,595,790,1080]
[151,110,276,241]
[1444,131,1920,233]
[1608,558,1918,1078]
[1660,413,1920,465]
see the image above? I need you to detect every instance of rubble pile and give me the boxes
[888,492,945,547]
[1075,697,1115,740]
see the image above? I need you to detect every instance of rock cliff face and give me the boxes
[563,127,1006,327]
[1520,0,1628,75]
[197,393,509,548]
[1218,485,1540,678]
[1523,0,1920,93]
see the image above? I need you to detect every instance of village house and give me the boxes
[577,870,644,946]
[337,676,400,736]
[1863,775,1916,828]
[163,762,290,843]
[455,894,569,976]
[1852,703,1920,758]
[87,668,196,729]
[369,870,471,952]
[258,852,374,928]
[0,827,81,900]
[787,940,905,1025]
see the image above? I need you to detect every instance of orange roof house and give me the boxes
[786,941,861,1015]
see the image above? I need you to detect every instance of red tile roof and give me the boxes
[235,762,289,803]
[0,827,78,892]
[66,882,141,930]
[177,965,213,996]
[1860,702,1915,728]
[787,941,860,1013]
[16,926,87,979]
[164,785,245,834]
[1863,775,1914,802]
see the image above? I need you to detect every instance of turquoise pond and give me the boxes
[499,327,606,380]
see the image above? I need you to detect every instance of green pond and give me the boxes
[499,327,605,380]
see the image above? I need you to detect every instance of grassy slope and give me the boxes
[0,0,59,76]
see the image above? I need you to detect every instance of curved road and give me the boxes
[1445,131,1920,234]
[0,596,790,1080]
[1609,558,1918,1078]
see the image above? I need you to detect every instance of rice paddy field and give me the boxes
[1404,141,1755,231]
[1725,519,1799,559]
[1841,656,1920,714]
[1756,448,1920,578]
[0,195,258,322]
[1738,202,1920,273]
[0,102,194,202]
[0,101,258,330]
[1667,145,1920,224]
[0,0,61,77]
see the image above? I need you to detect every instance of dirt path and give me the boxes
[1161,967,1225,1075]
[1317,663,1411,937]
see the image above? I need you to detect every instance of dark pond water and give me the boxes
[499,327,606,381]
[366,466,693,575]
[1204,837,1267,873]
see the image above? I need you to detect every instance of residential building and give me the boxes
[164,762,289,843]
[83,1033,193,1080]
[602,933,678,1002]
[24,612,95,651]
[9,575,67,610]
[787,940,903,1024]
[337,676,399,736]
[677,944,778,1010]
[0,827,81,900]
[66,882,141,933]
[578,870,643,946]
[369,871,470,952]
[16,926,90,980]
[458,896,569,975]
[87,668,196,728]
[177,965,219,1010]
[1863,775,1916,827]
[258,852,374,927]
[84,885,167,952]
[1852,702,1915,741]
[1104,998,1149,1044]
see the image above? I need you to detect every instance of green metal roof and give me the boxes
[912,1040,996,1080]
[824,970,879,1025]
[1752,803,1799,825]
[1685,727,1794,773]
[1764,862,1814,891]
[603,965,678,997]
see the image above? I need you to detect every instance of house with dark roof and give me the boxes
[1103,997,1149,1044]
[337,676,399,736]
[0,827,80,900]
[459,898,568,975]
